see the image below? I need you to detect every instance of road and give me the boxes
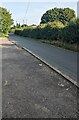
[9,34,77,84]
[0,39,2,120]
[2,38,78,118]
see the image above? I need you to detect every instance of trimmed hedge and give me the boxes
[15,19,79,44]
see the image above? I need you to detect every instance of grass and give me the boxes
[15,33,78,52]
[41,40,78,52]
[0,33,8,37]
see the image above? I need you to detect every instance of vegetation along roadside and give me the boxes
[1,7,79,52]
[14,8,79,52]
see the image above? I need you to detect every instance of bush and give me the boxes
[0,33,8,37]
[60,18,79,43]
[9,28,15,33]
[14,20,78,44]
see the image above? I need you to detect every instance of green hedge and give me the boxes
[15,19,79,44]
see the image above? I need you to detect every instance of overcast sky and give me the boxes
[1,0,78,25]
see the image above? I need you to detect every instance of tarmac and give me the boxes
[1,38,79,118]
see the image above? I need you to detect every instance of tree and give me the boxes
[40,8,76,25]
[21,24,27,27]
[0,7,13,34]
[16,23,21,28]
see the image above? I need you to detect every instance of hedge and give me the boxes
[15,19,79,44]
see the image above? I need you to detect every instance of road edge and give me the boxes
[9,40,79,88]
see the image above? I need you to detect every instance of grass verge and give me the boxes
[0,33,8,38]
[41,40,78,52]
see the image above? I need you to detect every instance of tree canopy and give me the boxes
[0,7,13,34]
[40,8,76,25]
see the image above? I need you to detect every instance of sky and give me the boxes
[0,0,79,25]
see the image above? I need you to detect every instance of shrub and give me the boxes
[14,20,78,44]
[61,18,79,43]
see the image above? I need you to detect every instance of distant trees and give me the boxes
[21,24,27,27]
[0,7,13,34]
[40,8,76,24]
[16,23,21,28]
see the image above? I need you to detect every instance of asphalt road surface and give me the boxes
[9,34,77,84]
[2,38,79,118]
[0,39,2,120]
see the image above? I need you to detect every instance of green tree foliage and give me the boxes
[60,18,79,43]
[16,23,21,28]
[0,7,13,34]
[40,8,76,25]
